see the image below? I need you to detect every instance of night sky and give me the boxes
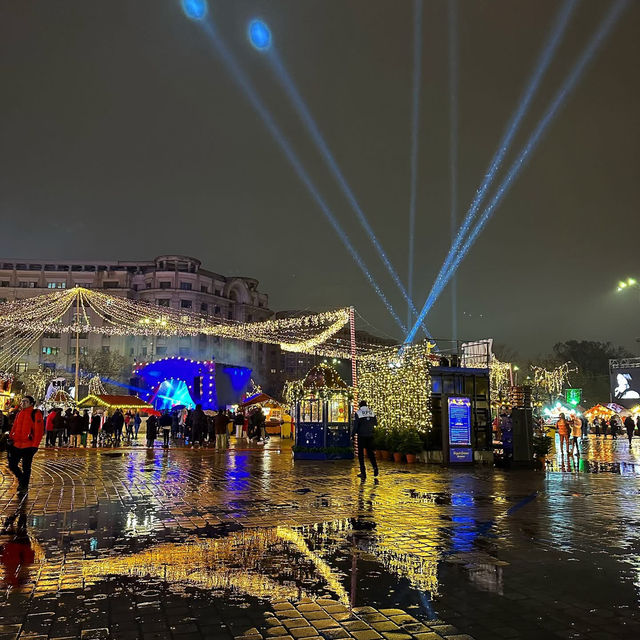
[1,1,638,355]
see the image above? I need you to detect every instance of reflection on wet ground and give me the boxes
[1,437,640,639]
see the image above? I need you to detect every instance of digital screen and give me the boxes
[448,396,472,446]
[450,447,473,463]
[610,369,640,409]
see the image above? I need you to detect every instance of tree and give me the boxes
[552,340,634,405]
[79,349,130,394]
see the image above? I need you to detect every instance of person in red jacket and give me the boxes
[7,396,44,492]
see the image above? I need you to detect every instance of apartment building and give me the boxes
[0,254,276,383]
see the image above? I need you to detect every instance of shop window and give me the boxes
[328,397,349,423]
[301,399,322,423]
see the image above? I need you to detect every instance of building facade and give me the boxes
[0,255,276,384]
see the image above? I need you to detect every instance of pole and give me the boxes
[349,307,358,405]
[74,288,80,399]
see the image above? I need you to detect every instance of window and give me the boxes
[179,347,190,356]
[200,303,208,312]
[70,346,89,356]
[0,297,6,303]
[103,281,118,289]
[247,314,253,322]
[155,346,167,355]
[214,305,220,314]
[44,331,61,339]
[141,347,148,356]
[180,300,192,309]
[0,281,9,287]
[200,285,208,293]
[157,299,170,307]
[47,282,66,289]
[78,332,88,339]
[214,289,221,297]
[159,281,171,289]
[41,346,60,356]
[132,284,139,291]
[14,363,28,373]
[270,368,277,374]
[179,282,192,290]
[19,281,36,288]
[227,310,233,320]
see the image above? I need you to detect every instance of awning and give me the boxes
[77,394,154,411]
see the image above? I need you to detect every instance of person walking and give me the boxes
[610,415,619,440]
[593,417,601,437]
[352,400,379,479]
[159,411,172,448]
[233,411,244,439]
[214,410,230,451]
[112,409,125,446]
[124,412,133,440]
[89,412,101,447]
[601,418,608,439]
[191,404,208,448]
[556,413,570,455]
[569,414,582,456]
[51,408,64,447]
[45,409,56,447]
[69,410,83,448]
[80,410,90,447]
[133,412,142,440]
[624,414,635,446]
[146,414,158,448]
[6,396,44,492]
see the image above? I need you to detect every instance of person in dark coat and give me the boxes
[214,411,230,450]
[610,415,619,440]
[89,412,101,447]
[190,404,208,447]
[146,414,158,447]
[159,411,172,448]
[624,415,635,446]
[111,409,125,446]
[69,411,83,448]
[352,400,379,479]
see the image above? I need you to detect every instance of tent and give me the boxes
[77,394,153,412]
[584,404,616,420]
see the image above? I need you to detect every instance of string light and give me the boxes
[531,363,573,397]
[358,341,433,433]
[0,287,351,356]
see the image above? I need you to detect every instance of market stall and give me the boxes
[239,392,293,437]
[285,364,353,460]
[77,394,154,414]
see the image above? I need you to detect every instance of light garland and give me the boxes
[76,394,153,410]
[0,287,351,354]
[88,375,107,396]
[490,357,512,400]
[357,340,433,433]
[531,363,573,397]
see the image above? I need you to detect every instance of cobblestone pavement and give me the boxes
[1,436,640,640]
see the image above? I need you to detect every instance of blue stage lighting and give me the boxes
[248,19,272,51]
[181,0,208,22]
[423,0,578,320]
[448,0,459,342]
[195,21,407,333]
[407,0,423,328]
[404,0,629,346]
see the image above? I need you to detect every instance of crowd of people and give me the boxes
[555,412,640,455]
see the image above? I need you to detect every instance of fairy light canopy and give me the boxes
[0,287,354,359]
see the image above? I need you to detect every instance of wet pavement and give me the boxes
[1,436,640,640]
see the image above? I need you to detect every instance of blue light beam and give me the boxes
[193,20,408,333]
[248,19,272,51]
[422,0,578,322]
[407,0,423,329]
[181,0,208,22]
[259,23,430,336]
[405,0,629,345]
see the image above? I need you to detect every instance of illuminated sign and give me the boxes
[565,388,582,407]
[448,397,471,446]
[450,447,473,463]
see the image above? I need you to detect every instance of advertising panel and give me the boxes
[448,396,472,446]
[610,369,640,409]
